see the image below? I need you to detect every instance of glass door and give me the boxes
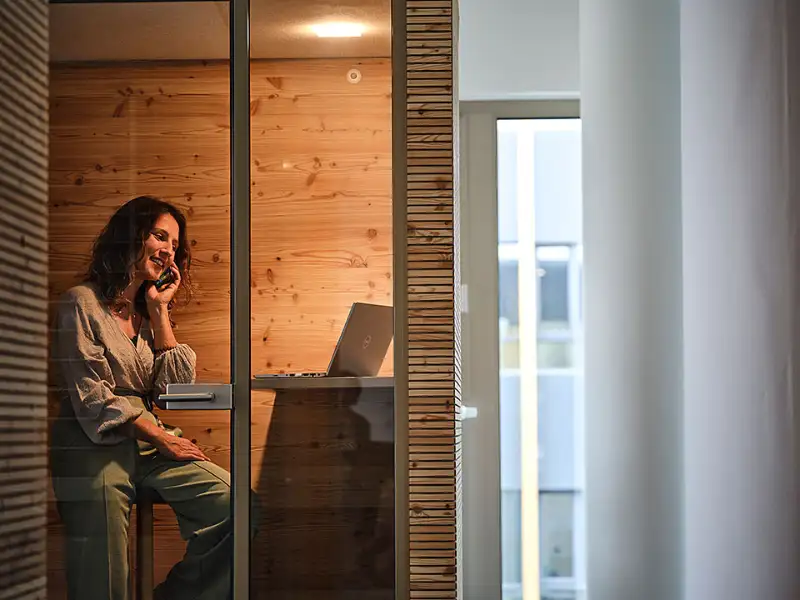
[48,1,247,597]
[247,2,395,599]
[461,105,583,600]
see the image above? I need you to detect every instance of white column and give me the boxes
[682,2,800,598]
[580,2,683,600]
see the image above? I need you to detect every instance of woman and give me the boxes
[50,196,232,600]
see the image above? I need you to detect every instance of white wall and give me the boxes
[458,0,580,100]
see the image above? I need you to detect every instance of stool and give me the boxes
[134,491,165,600]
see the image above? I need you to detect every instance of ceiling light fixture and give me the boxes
[311,22,365,38]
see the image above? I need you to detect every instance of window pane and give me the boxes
[502,490,523,586]
[497,118,584,600]
[500,261,520,326]
[539,259,569,326]
[539,493,576,578]
[501,331,520,369]
[538,375,576,488]
[500,260,520,370]
[498,129,520,244]
[538,340,573,369]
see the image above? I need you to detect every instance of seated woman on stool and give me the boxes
[50,195,238,600]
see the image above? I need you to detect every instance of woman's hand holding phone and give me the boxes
[146,264,180,314]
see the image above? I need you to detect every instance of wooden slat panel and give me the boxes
[405,0,460,598]
[0,3,48,600]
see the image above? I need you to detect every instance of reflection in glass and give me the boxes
[48,4,235,599]
[48,1,396,597]
[248,1,394,598]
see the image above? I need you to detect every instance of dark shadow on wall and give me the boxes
[251,380,394,600]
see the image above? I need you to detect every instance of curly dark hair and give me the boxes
[86,196,192,318]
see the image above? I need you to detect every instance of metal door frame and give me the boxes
[229,0,251,596]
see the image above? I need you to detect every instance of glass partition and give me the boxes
[248,0,395,598]
[47,1,396,599]
[48,3,233,598]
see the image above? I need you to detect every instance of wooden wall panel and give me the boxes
[0,1,49,599]
[403,1,461,599]
[47,58,392,597]
[49,58,393,382]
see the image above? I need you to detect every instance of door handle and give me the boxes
[159,392,215,402]
[461,405,479,420]
[156,383,233,410]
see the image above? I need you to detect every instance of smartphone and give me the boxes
[154,267,176,291]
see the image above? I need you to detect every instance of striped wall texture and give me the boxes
[405,1,461,598]
[0,1,49,599]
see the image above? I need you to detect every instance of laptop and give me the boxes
[254,302,394,379]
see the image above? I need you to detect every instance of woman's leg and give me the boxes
[136,456,241,600]
[51,423,137,600]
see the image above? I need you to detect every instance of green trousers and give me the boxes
[51,417,243,600]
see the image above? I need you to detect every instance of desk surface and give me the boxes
[251,376,394,390]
